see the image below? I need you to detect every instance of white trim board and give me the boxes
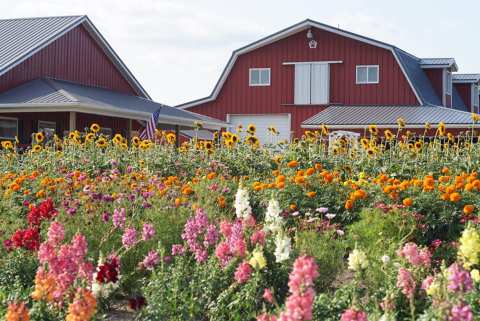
[177,19,423,109]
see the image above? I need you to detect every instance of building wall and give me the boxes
[424,69,444,101]
[186,26,419,137]
[0,24,140,96]
[455,83,472,112]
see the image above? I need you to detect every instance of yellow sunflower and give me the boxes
[113,133,123,145]
[90,123,101,133]
[368,124,378,136]
[166,133,176,145]
[85,133,95,143]
[96,137,108,148]
[34,132,45,143]
[1,140,13,150]
[396,118,406,128]
[132,136,141,147]
[321,124,329,135]
[247,124,256,134]
[384,130,394,141]
[437,122,446,136]
[32,144,42,153]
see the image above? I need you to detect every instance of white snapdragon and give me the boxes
[264,198,283,233]
[274,233,291,263]
[234,184,252,219]
[348,249,369,271]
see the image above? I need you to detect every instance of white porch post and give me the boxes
[69,112,76,132]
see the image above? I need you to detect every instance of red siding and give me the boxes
[186,27,419,137]
[424,69,444,102]
[446,94,452,108]
[0,24,140,96]
[455,83,471,112]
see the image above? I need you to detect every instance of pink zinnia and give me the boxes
[234,261,252,284]
[122,228,137,249]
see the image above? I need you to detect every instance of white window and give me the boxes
[356,65,379,84]
[294,63,329,105]
[473,85,479,108]
[38,120,56,136]
[249,68,270,86]
[0,117,18,140]
[444,70,452,95]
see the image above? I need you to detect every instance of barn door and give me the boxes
[311,64,329,104]
[294,64,311,105]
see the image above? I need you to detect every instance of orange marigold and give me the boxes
[306,191,317,198]
[402,198,413,207]
[287,160,299,168]
[449,192,461,202]
[463,204,475,215]
[345,199,354,210]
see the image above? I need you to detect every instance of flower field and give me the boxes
[1,121,480,321]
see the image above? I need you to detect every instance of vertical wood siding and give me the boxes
[455,83,472,111]
[0,24,139,96]
[187,27,419,137]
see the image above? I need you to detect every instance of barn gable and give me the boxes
[0,16,149,98]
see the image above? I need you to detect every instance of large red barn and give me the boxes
[178,19,479,142]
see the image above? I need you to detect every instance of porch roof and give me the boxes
[0,78,227,129]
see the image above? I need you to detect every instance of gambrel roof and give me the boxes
[177,18,457,109]
[0,15,150,99]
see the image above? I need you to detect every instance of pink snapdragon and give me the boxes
[215,219,246,267]
[181,208,218,263]
[251,230,266,246]
[139,250,160,270]
[397,242,431,267]
[263,288,274,303]
[257,314,277,321]
[141,223,155,241]
[171,244,185,256]
[122,228,137,249]
[450,302,473,321]
[47,221,65,246]
[340,308,368,321]
[234,261,252,283]
[112,208,126,229]
[277,256,319,321]
[447,263,473,293]
[397,268,416,299]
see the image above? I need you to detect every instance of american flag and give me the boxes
[139,108,161,140]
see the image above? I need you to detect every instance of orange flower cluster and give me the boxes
[31,269,57,303]
[5,302,29,321]
[66,289,97,321]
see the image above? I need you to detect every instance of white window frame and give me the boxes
[249,68,271,86]
[472,85,479,110]
[356,65,379,84]
[38,120,56,134]
[0,116,18,140]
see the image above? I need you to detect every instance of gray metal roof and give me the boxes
[180,130,215,140]
[453,74,480,82]
[420,58,457,67]
[0,78,226,128]
[302,105,474,127]
[0,15,150,99]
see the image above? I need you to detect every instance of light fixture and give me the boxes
[306,29,317,49]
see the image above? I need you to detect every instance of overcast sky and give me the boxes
[2,0,480,105]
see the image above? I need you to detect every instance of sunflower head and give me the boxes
[384,130,394,141]
[34,132,45,143]
[368,124,378,135]
[32,144,42,153]
[396,118,406,128]
[132,136,141,147]
[247,124,256,134]
[90,123,101,133]
[85,133,95,142]
[166,133,176,145]
[1,140,14,150]
[231,134,239,143]
[96,137,108,148]
[246,135,259,146]
[113,133,123,144]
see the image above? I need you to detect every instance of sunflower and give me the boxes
[414,141,423,150]
[231,134,239,143]
[424,122,431,129]
[85,133,95,143]
[360,138,369,149]
[246,135,259,146]
[132,136,141,147]
[32,144,42,153]
[236,125,243,133]
[113,133,123,145]
[1,140,13,150]
[194,121,203,129]
[90,123,101,133]
[447,132,454,142]
[166,133,176,145]
[204,141,213,150]
[273,155,283,164]
[222,132,232,140]
[69,131,80,140]
[396,118,406,129]
[384,130,394,141]
[213,131,219,140]
[140,140,152,150]
[224,139,234,147]
[437,122,446,136]
[321,124,329,135]
[305,130,315,139]
[471,113,480,122]
[247,124,256,134]
[34,132,45,143]
[368,124,378,136]
[366,147,376,156]
[96,137,108,148]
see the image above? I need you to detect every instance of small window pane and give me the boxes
[368,67,378,83]
[0,118,17,139]
[38,121,56,137]
[260,69,270,84]
[357,67,368,83]
[250,70,260,85]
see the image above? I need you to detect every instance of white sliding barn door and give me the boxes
[294,64,311,105]
[311,64,329,104]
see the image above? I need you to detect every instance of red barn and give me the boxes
[178,19,478,141]
[0,15,224,144]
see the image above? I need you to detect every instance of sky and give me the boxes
[2,0,480,105]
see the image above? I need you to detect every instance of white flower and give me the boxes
[325,213,336,220]
[264,198,283,233]
[348,249,369,271]
[381,255,391,264]
[336,229,345,236]
[234,184,252,219]
[274,233,291,263]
